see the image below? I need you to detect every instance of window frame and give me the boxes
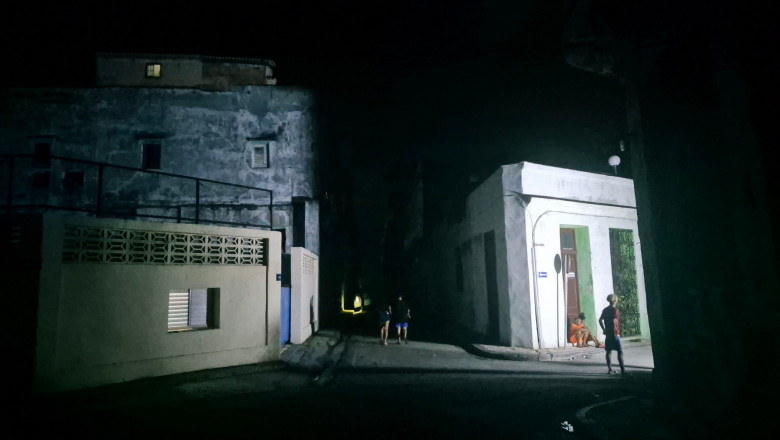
[249,140,272,168]
[167,288,220,333]
[145,63,162,78]
[142,141,162,170]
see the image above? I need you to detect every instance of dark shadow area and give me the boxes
[334,306,497,348]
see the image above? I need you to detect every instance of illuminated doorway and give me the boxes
[560,228,581,325]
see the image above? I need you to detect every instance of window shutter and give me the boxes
[168,290,190,329]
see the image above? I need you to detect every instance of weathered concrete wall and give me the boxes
[0,85,318,251]
[35,214,281,392]
[305,199,320,255]
[97,56,204,88]
[96,55,275,89]
[202,62,275,89]
[424,169,509,343]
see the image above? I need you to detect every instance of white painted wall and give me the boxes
[502,162,636,208]
[35,214,282,392]
[516,197,646,348]
[485,162,647,349]
[413,162,648,350]
[290,247,319,344]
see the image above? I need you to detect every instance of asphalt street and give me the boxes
[17,318,662,440]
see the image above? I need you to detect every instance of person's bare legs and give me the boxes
[606,350,617,373]
[572,330,582,347]
[402,326,408,343]
[580,330,591,347]
[617,350,626,374]
[397,325,402,344]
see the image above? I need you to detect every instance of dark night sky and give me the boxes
[1,1,542,86]
[1,0,627,277]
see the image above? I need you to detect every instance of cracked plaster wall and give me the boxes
[0,86,319,252]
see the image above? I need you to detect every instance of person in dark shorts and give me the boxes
[599,294,625,374]
[391,294,411,344]
[378,304,391,345]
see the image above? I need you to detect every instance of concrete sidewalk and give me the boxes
[469,337,655,368]
[283,328,654,371]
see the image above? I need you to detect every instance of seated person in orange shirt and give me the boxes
[569,313,602,348]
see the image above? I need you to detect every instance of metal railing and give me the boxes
[1,154,274,230]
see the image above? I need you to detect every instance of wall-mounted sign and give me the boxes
[538,272,547,278]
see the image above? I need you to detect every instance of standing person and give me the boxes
[378,303,391,345]
[392,294,411,344]
[599,294,625,374]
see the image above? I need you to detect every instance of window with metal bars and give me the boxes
[167,288,220,331]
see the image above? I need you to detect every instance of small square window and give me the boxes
[63,171,85,190]
[142,142,162,170]
[146,63,162,78]
[167,288,220,332]
[249,141,272,168]
[33,142,51,168]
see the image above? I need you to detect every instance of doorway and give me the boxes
[560,228,581,325]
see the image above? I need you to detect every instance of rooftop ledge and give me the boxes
[501,162,636,208]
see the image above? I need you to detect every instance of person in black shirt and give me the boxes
[599,294,625,374]
[391,294,411,344]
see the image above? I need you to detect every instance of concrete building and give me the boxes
[0,53,319,393]
[411,162,649,349]
[0,53,318,254]
[96,53,278,89]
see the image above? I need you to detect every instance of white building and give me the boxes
[420,162,650,349]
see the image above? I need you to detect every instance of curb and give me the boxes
[281,329,344,375]
[464,344,540,361]
[467,344,605,362]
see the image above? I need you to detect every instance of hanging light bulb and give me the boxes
[608,155,621,175]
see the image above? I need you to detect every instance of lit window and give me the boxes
[145,63,162,78]
[167,288,220,332]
